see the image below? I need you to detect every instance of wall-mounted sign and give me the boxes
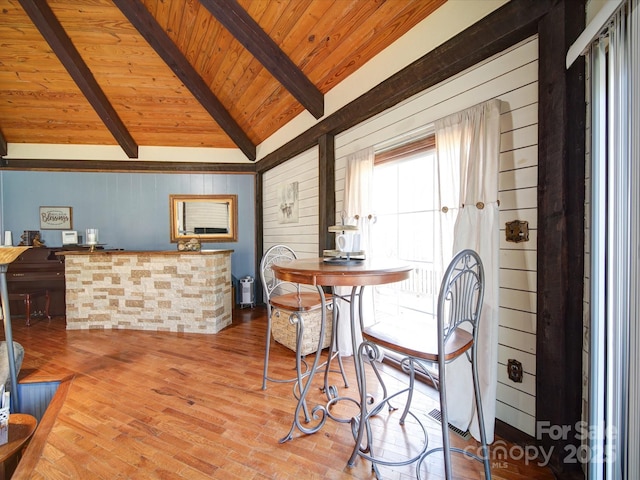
[40,206,73,230]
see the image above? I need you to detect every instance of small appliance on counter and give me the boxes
[323,224,365,264]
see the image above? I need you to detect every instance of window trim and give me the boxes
[375,135,435,165]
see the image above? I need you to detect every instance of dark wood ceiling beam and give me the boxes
[113,0,256,161]
[0,130,7,157]
[257,0,550,173]
[18,0,139,159]
[200,0,324,119]
[0,158,256,174]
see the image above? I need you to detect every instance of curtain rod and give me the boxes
[566,0,624,69]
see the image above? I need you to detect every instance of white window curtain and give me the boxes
[337,147,375,356]
[434,99,501,443]
[338,101,500,442]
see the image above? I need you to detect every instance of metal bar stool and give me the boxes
[348,249,491,479]
[260,245,348,405]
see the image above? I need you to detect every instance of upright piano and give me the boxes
[6,247,66,319]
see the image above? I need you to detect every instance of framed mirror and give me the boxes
[170,194,238,243]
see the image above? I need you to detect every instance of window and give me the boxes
[370,135,450,329]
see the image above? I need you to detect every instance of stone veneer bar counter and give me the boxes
[58,249,233,334]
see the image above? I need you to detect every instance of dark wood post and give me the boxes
[537,1,586,477]
[318,134,335,254]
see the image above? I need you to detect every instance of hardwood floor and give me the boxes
[5,309,556,479]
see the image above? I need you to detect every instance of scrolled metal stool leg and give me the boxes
[348,342,427,479]
[261,306,273,390]
[472,344,491,479]
[292,312,310,423]
[415,354,491,479]
[348,340,375,468]
[279,292,330,443]
[398,357,416,425]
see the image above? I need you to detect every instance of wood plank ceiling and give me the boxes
[0,0,445,161]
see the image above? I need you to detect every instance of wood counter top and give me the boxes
[56,249,234,256]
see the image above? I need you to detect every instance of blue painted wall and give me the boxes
[0,171,256,281]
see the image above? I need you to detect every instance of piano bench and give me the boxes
[7,290,51,326]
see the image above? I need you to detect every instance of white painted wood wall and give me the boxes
[262,36,540,436]
[262,147,321,258]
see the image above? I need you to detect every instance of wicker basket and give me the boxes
[271,306,333,356]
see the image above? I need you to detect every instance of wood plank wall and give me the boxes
[496,37,538,433]
[331,36,540,436]
[261,147,321,259]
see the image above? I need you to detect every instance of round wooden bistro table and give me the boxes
[271,257,412,442]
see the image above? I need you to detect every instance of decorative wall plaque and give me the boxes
[40,206,73,230]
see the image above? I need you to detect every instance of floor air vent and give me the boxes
[427,408,471,440]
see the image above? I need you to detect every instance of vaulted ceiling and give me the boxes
[0,0,445,161]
